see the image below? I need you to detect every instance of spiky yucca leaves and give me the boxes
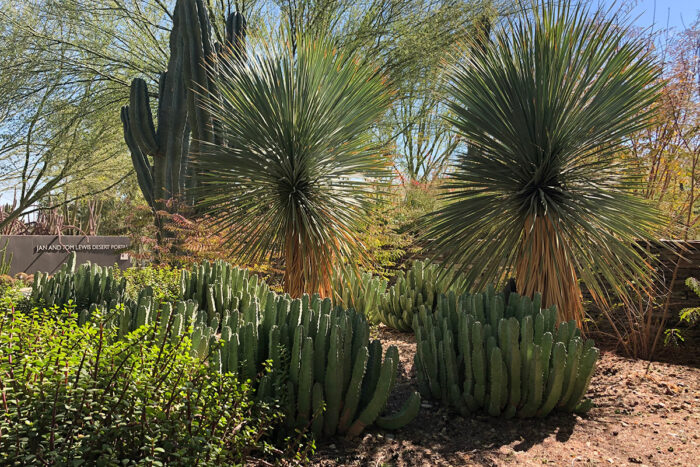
[198,36,391,298]
[428,1,663,325]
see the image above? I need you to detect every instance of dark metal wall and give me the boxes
[0,235,131,275]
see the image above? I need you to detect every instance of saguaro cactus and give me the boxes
[121,0,246,211]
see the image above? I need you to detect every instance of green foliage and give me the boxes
[23,258,417,440]
[665,276,700,346]
[116,264,182,302]
[0,305,282,465]
[377,260,463,331]
[413,288,599,418]
[198,35,391,296]
[427,0,664,321]
[680,277,700,326]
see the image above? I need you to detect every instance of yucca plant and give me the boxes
[197,35,391,298]
[427,1,664,326]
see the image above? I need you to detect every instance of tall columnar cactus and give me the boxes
[178,260,270,328]
[31,252,126,311]
[414,289,599,418]
[121,0,247,211]
[216,289,420,439]
[377,260,463,331]
[332,265,388,324]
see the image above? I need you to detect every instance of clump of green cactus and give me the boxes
[31,252,126,311]
[28,257,420,439]
[413,287,599,418]
[377,260,463,331]
[332,264,387,323]
[179,260,270,328]
[121,1,246,211]
[216,290,420,439]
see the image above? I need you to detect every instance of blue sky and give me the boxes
[606,0,699,31]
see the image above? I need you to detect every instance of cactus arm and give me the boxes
[337,346,369,434]
[375,390,421,430]
[296,337,314,425]
[346,352,396,438]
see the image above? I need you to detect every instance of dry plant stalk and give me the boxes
[515,216,583,327]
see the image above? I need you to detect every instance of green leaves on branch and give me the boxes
[414,288,599,418]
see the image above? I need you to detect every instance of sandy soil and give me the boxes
[315,327,700,466]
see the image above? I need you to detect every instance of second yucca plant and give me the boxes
[428,1,663,325]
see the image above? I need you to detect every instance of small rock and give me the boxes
[386,433,395,441]
[329,444,336,450]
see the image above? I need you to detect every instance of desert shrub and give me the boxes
[0,304,284,465]
[117,264,182,302]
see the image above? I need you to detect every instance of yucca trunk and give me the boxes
[284,227,333,298]
[515,216,583,327]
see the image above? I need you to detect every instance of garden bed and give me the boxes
[315,327,700,466]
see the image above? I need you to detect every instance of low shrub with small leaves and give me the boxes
[116,264,183,302]
[0,304,288,465]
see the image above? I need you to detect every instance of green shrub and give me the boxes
[22,258,419,441]
[117,264,182,302]
[0,305,283,465]
[377,260,463,331]
[413,288,599,418]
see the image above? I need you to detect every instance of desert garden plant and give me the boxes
[376,260,464,331]
[197,35,391,298]
[427,0,664,326]
[0,305,282,464]
[23,258,419,439]
[414,288,599,417]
